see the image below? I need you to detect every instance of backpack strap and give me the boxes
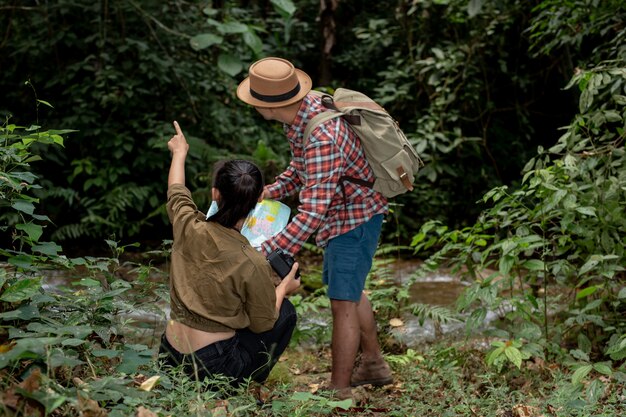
[303,97,376,213]
[303,110,343,141]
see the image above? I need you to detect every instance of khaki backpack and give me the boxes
[304,88,423,198]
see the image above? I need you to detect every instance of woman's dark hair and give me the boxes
[207,160,264,229]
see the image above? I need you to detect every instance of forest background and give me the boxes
[1,0,625,416]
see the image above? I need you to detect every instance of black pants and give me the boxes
[159,300,297,387]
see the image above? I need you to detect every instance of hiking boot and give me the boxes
[350,357,393,387]
[331,386,354,401]
[316,383,354,401]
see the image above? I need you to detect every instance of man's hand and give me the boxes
[262,186,272,200]
[168,121,189,156]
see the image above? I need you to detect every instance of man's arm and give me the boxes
[168,121,189,186]
[264,163,301,200]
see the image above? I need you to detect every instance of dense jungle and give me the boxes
[1,0,625,416]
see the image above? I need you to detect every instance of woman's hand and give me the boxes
[167,121,189,186]
[168,121,189,156]
[279,262,301,295]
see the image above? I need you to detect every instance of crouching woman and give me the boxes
[159,121,300,386]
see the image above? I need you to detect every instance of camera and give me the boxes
[267,249,300,279]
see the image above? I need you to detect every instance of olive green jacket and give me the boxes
[167,184,278,333]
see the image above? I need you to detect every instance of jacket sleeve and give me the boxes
[243,263,279,333]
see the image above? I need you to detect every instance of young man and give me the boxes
[236,57,392,399]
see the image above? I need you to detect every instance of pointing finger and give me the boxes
[173,121,183,136]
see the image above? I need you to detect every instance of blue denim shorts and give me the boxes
[322,214,383,302]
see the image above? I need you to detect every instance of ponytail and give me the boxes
[208,160,264,229]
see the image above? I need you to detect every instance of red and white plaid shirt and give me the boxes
[260,93,388,256]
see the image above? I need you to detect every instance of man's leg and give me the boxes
[351,291,393,386]
[323,214,386,393]
[329,299,360,389]
[356,292,384,361]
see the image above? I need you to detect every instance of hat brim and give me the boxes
[237,69,312,108]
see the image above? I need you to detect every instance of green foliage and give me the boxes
[411,57,626,404]
[0,119,69,272]
[1,1,302,244]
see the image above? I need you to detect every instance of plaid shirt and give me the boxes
[260,93,388,256]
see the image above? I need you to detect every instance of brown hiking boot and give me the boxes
[316,383,354,402]
[350,357,393,387]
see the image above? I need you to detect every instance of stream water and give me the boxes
[385,259,470,345]
[37,257,479,348]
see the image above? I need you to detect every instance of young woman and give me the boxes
[159,121,300,386]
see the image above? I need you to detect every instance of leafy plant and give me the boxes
[411,57,626,403]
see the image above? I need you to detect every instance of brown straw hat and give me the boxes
[237,57,312,108]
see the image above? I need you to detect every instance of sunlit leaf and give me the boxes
[270,0,296,18]
[593,362,612,376]
[0,277,42,302]
[15,222,43,242]
[504,346,523,369]
[575,206,596,217]
[571,364,593,385]
[576,285,598,299]
[139,375,161,391]
[467,0,483,17]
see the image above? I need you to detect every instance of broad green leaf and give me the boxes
[117,348,155,374]
[220,21,248,34]
[522,259,544,271]
[48,352,83,368]
[217,53,243,76]
[0,303,40,320]
[432,47,445,60]
[32,242,62,256]
[587,379,604,404]
[576,286,598,299]
[501,239,517,256]
[75,278,102,287]
[618,287,626,299]
[8,255,33,269]
[571,364,593,385]
[593,362,612,376]
[575,206,596,216]
[270,0,296,18]
[92,349,122,359]
[243,30,263,55]
[504,346,523,368]
[579,258,599,275]
[486,345,505,366]
[0,277,42,302]
[570,349,590,361]
[499,255,514,276]
[11,200,35,215]
[15,222,43,242]
[189,33,222,51]
[61,338,86,347]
